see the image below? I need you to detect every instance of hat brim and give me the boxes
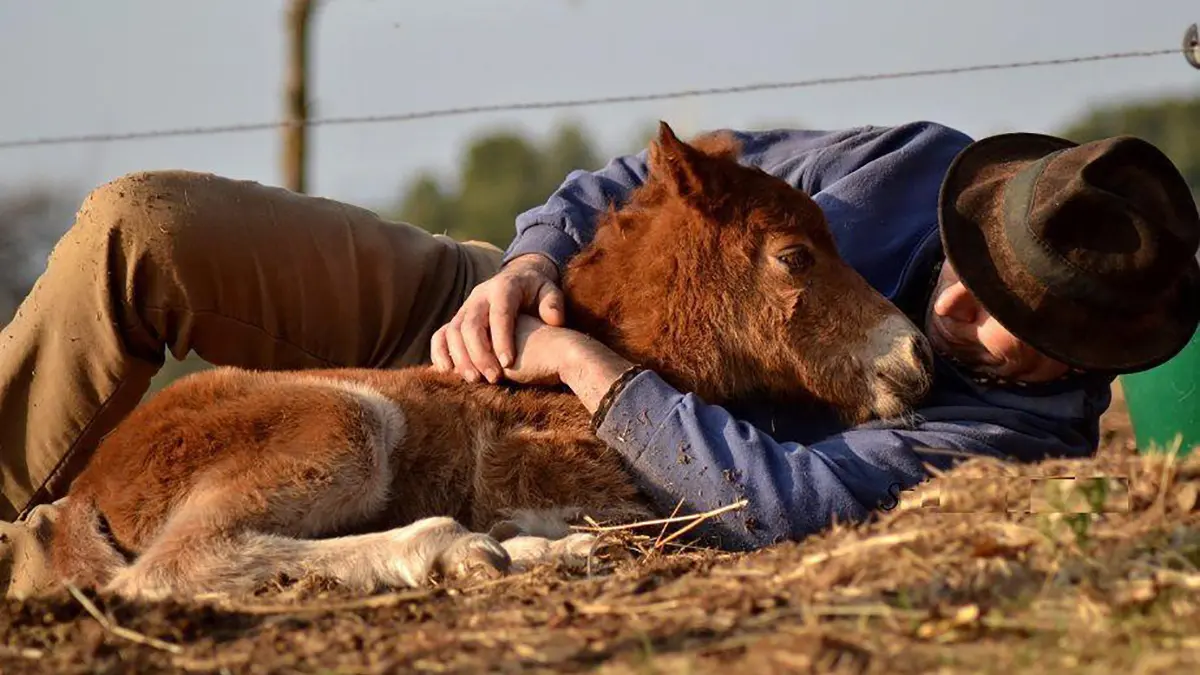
[938,133,1200,374]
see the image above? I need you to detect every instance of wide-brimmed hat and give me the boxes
[938,132,1200,374]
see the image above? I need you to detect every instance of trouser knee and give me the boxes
[56,170,210,274]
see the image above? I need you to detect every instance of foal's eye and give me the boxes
[775,247,814,274]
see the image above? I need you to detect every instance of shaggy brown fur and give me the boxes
[50,122,934,600]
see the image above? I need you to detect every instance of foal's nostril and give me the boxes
[866,319,935,418]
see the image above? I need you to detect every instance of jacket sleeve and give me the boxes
[594,367,1112,550]
[502,148,649,271]
[500,125,923,272]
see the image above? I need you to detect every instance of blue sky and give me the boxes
[1,0,1197,213]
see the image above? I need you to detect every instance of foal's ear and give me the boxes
[647,121,724,202]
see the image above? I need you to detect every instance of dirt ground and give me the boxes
[3,382,1198,675]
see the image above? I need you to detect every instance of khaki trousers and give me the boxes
[0,170,503,598]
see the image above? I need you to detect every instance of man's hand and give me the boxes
[497,314,575,387]
[499,314,637,415]
[431,254,566,383]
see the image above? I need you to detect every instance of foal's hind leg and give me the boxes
[106,514,509,600]
[104,377,509,600]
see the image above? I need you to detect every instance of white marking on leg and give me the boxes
[502,532,601,573]
[106,516,511,599]
[487,507,583,541]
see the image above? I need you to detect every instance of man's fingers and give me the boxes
[461,303,502,383]
[430,326,453,372]
[490,286,520,368]
[444,320,481,383]
[537,284,567,326]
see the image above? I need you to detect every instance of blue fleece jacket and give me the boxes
[503,121,1115,551]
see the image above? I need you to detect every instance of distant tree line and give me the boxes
[1057,94,1200,201]
[390,121,648,249]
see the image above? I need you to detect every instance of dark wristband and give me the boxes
[590,365,645,433]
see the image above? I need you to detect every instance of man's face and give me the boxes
[924,262,1070,383]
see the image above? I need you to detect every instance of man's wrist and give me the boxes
[504,253,560,283]
[559,335,636,414]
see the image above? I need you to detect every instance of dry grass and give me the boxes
[2,382,1197,674]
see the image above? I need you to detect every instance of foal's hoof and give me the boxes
[434,533,512,583]
[553,533,628,571]
[501,532,626,573]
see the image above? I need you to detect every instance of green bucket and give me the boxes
[1119,327,1200,458]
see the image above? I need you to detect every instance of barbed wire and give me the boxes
[0,46,1184,151]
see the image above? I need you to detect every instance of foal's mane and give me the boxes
[591,126,743,242]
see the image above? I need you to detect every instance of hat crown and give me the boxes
[1014,136,1200,302]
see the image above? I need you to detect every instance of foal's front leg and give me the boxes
[487,507,629,573]
[471,427,653,574]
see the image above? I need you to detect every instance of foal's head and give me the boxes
[563,122,934,423]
